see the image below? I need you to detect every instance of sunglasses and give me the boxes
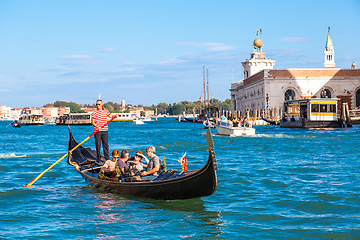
[113,156,119,159]
[96,103,102,106]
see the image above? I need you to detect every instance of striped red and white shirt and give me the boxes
[91,109,111,131]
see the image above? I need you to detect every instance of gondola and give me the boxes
[67,127,218,200]
[11,121,21,128]
[261,117,280,125]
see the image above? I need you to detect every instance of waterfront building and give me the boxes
[230,28,360,115]
[0,105,21,120]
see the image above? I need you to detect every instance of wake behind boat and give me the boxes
[67,128,217,200]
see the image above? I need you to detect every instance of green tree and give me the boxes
[54,101,85,113]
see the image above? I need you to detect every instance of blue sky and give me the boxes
[0,0,359,108]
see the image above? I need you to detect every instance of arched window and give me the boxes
[285,89,295,101]
[356,89,360,107]
[320,88,331,98]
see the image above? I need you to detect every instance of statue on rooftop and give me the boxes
[253,29,263,52]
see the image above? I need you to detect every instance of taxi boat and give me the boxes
[216,120,255,136]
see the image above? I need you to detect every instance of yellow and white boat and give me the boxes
[108,113,135,122]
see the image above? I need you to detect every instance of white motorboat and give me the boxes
[141,117,153,122]
[216,121,255,136]
[133,118,144,125]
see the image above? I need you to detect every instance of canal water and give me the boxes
[0,118,359,239]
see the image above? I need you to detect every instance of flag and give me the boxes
[180,152,187,172]
[199,96,201,100]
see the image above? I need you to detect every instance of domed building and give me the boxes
[230,28,360,116]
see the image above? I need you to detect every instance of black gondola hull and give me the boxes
[68,127,217,200]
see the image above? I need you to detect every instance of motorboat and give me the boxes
[216,121,255,136]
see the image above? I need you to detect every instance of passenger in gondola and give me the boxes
[128,150,148,173]
[100,149,121,178]
[118,150,130,179]
[141,145,161,180]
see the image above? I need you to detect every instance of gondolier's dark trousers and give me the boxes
[94,131,109,161]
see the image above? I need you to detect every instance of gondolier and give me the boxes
[91,99,117,164]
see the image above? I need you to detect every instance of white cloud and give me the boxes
[176,41,236,51]
[101,47,116,53]
[60,55,92,60]
[280,37,308,42]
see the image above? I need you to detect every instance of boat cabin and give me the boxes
[280,98,340,128]
[56,113,92,125]
[110,113,135,121]
[19,114,45,125]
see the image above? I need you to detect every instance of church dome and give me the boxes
[253,38,263,48]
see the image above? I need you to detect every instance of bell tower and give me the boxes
[324,27,335,69]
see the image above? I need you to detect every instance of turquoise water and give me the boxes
[0,118,359,239]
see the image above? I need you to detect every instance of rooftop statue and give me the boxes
[253,29,263,52]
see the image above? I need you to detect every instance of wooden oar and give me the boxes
[24,116,116,187]
[5,120,15,128]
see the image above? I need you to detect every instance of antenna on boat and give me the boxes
[98,94,101,100]
[207,68,210,105]
[203,65,206,108]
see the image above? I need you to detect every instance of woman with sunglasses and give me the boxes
[129,150,148,173]
[100,149,121,178]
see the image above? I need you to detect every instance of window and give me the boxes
[285,90,295,101]
[329,104,336,113]
[320,104,327,112]
[312,104,319,112]
[320,88,331,98]
[356,89,360,107]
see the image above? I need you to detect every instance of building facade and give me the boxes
[230,29,360,114]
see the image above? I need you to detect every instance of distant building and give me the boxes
[0,105,20,120]
[129,107,143,118]
[58,106,71,116]
[143,109,155,117]
[21,107,42,115]
[230,28,360,114]
[40,107,58,118]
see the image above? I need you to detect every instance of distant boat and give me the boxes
[203,120,216,128]
[67,127,218,200]
[216,121,255,136]
[18,114,44,126]
[261,117,280,125]
[11,120,21,128]
[44,117,56,125]
[350,109,360,124]
[56,113,92,126]
[141,117,153,122]
[108,113,135,122]
[133,118,144,125]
